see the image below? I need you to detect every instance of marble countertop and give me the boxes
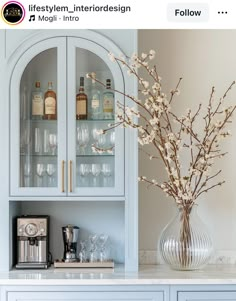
[1,265,236,285]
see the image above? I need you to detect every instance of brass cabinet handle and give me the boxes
[61,160,65,193]
[69,160,72,193]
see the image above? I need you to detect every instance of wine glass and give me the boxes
[48,134,57,156]
[23,159,32,187]
[36,163,46,187]
[91,163,101,186]
[77,125,89,155]
[102,163,112,186]
[78,163,90,186]
[46,163,56,187]
[89,234,98,262]
[96,134,106,149]
[98,234,109,262]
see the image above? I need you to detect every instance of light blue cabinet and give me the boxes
[1,285,168,301]
[171,285,236,301]
[9,31,129,198]
[0,30,138,271]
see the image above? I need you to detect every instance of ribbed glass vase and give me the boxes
[159,205,213,270]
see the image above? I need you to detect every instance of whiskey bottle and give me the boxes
[103,79,114,119]
[44,82,57,120]
[90,72,102,120]
[76,77,88,120]
[32,81,44,120]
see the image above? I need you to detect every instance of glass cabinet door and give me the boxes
[67,38,125,196]
[10,38,67,196]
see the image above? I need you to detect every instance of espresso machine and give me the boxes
[16,215,50,269]
[62,225,80,262]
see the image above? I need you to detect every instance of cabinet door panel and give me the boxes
[67,37,125,197]
[10,38,67,196]
[7,291,164,301]
[178,291,236,301]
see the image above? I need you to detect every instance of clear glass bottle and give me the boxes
[31,81,44,120]
[103,79,114,119]
[44,82,57,120]
[90,72,102,120]
[76,77,88,120]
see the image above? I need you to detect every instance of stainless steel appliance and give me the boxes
[62,225,80,262]
[16,215,50,269]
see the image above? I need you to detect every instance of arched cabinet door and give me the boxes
[10,38,67,197]
[10,34,125,197]
[67,37,125,197]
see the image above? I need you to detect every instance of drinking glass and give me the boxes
[98,234,109,262]
[110,131,115,148]
[77,125,89,155]
[49,133,57,156]
[102,163,112,186]
[22,126,32,154]
[96,134,106,149]
[36,163,46,187]
[43,129,50,154]
[79,240,87,263]
[46,163,56,187]
[23,159,32,187]
[34,127,42,154]
[78,163,90,186]
[91,163,101,186]
[89,234,98,262]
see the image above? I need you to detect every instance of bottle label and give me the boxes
[103,95,113,113]
[92,98,99,109]
[32,94,43,116]
[77,100,86,115]
[45,97,56,115]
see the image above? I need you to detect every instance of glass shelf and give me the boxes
[76,119,115,122]
[76,154,114,158]
[20,154,57,157]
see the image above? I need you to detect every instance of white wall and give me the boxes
[138,30,236,260]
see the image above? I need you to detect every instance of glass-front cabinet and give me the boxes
[10,37,124,197]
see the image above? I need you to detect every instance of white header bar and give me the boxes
[0,0,236,29]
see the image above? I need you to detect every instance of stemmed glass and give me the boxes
[91,163,101,186]
[77,125,89,155]
[102,163,112,186]
[79,240,87,263]
[48,134,57,156]
[98,234,109,262]
[79,163,90,186]
[36,163,46,187]
[46,163,56,187]
[96,134,106,149]
[89,234,98,262]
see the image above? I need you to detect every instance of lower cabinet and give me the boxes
[177,291,236,301]
[1,286,168,301]
[171,285,236,301]
[3,284,236,301]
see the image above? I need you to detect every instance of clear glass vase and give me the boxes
[159,205,213,270]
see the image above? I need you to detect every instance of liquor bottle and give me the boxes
[31,81,44,120]
[90,72,102,120]
[44,82,57,120]
[76,77,88,120]
[103,79,114,119]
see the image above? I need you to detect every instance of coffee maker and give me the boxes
[62,225,80,262]
[16,215,50,269]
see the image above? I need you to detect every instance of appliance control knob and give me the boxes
[25,223,38,236]
[40,228,45,233]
